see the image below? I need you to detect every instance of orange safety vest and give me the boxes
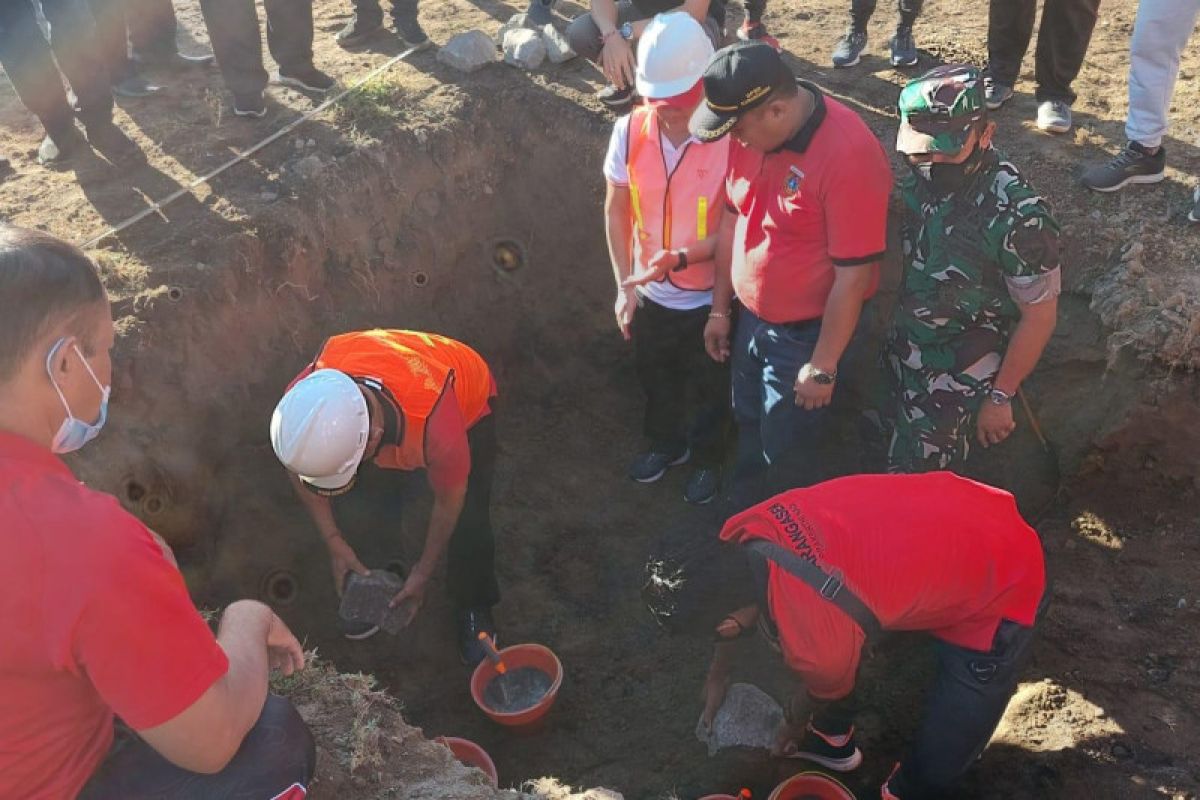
[625,105,729,292]
[311,330,494,471]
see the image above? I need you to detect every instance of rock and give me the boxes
[494,12,532,48]
[695,682,784,756]
[540,24,576,64]
[503,28,547,70]
[305,138,316,149]
[437,29,496,73]
[292,154,323,181]
[338,570,409,635]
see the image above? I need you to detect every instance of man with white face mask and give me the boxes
[0,225,317,800]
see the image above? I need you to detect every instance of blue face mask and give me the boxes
[46,339,111,454]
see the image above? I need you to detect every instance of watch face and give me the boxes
[814,373,835,385]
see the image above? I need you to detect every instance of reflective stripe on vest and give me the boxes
[626,105,729,292]
[313,330,493,471]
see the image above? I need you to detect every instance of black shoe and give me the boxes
[274,65,336,93]
[984,76,1014,110]
[786,723,864,772]
[457,608,498,667]
[132,49,214,68]
[336,15,384,48]
[629,447,691,483]
[889,27,918,67]
[233,93,267,118]
[37,126,87,165]
[1081,141,1166,193]
[684,467,720,505]
[85,122,141,163]
[394,17,432,51]
[832,28,868,68]
[113,74,165,98]
[597,83,634,110]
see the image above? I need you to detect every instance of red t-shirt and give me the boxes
[0,432,230,800]
[726,83,892,323]
[720,472,1045,700]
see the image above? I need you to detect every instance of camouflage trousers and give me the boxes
[884,341,1003,473]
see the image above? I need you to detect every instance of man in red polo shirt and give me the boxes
[0,225,315,799]
[690,42,893,507]
[643,471,1046,799]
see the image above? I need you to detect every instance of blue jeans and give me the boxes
[729,307,829,509]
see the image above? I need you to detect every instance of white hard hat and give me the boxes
[635,12,715,100]
[270,368,370,493]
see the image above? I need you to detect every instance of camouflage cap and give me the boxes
[896,64,986,156]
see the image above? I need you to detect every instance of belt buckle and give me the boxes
[820,569,845,600]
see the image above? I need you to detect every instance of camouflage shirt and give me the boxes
[890,149,1061,376]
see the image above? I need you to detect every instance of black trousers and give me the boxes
[632,296,731,468]
[446,413,501,611]
[987,0,1101,104]
[850,0,924,31]
[351,0,419,27]
[197,0,314,98]
[0,0,113,137]
[88,0,179,83]
[80,694,316,800]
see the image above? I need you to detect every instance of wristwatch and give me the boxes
[800,363,836,385]
[672,249,689,272]
[988,388,1013,406]
[619,21,634,40]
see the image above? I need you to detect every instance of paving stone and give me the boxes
[695,682,784,756]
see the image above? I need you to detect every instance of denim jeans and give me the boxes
[729,306,829,510]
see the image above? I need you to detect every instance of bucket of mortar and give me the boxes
[435,736,498,787]
[767,772,856,800]
[470,643,563,731]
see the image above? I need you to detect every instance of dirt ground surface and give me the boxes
[2,0,1199,798]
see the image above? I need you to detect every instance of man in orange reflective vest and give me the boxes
[271,329,501,666]
[606,11,731,506]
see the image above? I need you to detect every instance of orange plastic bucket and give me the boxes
[470,643,563,731]
[768,771,856,800]
[435,736,498,787]
[698,795,740,800]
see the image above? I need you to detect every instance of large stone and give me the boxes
[437,29,496,73]
[695,682,784,756]
[494,12,532,48]
[338,570,409,635]
[540,24,576,64]
[503,29,547,71]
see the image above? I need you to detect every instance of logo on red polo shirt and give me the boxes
[783,165,805,199]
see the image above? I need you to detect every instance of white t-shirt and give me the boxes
[604,115,714,311]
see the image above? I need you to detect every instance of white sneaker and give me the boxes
[1036,100,1072,134]
[1189,187,1199,224]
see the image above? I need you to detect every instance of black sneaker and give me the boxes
[889,27,918,67]
[233,93,267,118]
[787,723,864,771]
[1081,141,1166,193]
[984,77,1014,110]
[274,65,336,93]
[832,29,868,68]
[394,16,432,51]
[1189,187,1200,224]
[597,83,635,110]
[457,608,498,667]
[112,74,165,98]
[132,49,214,68]
[336,15,384,48]
[629,447,691,483]
[37,126,87,165]
[684,467,720,505]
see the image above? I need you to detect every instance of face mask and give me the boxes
[910,143,986,196]
[46,339,111,454]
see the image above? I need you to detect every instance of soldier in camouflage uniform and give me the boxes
[886,65,1061,473]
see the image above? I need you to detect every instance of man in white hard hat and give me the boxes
[271,329,501,666]
[607,12,732,506]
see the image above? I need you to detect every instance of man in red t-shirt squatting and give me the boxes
[690,41,893,507]
[0,225,315,800]
[644,472,1047,800]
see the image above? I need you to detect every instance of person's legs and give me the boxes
[40,0,114,129]
[850,0,878,31]
[263,0,315,74]
[1125,0,1200,149]
[0,1,80,142]
[896,0,923,28]
[986,0,1036,89]
[633,297,692,461]
[125,0,179,57]
[756,320,829,494]
[446,413,501,613]
[1032,0,1100,105]
[198,0,269,100]
[886,616,1042,798]
[684,305,732,470]
[565,1,644,66]
[729,307,769,511]
[745,0,766,25]
[87,0,135,84]
[79,694,316,800]
[885,363,978,474]
[353,0,386,28]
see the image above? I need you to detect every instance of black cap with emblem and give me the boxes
[689,41,795,142]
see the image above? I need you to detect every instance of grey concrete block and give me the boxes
[437,30,497,73]
[339,570,408,634]
[695,682,784,756]
[503,29,547,70]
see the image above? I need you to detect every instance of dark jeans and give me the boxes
[850,0,924,31]
[446,412,502,611]
[197,0,314,98]
[88,0,179,83]
[987,0,1101,104]
[632,296,731,468]
[745,0,766,24]
[566,1,726,64]
[80,694,316,800]
[352,0,419,27]
[729,306,829,510]
[0,0,113,137]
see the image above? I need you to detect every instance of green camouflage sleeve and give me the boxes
[988,179,1062,280]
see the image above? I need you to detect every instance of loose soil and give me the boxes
[2,0,1198,797]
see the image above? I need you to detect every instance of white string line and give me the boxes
[80,43,425,251]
